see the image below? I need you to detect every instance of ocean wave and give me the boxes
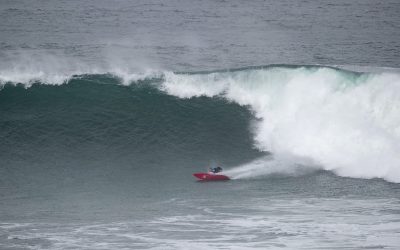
[162,66,400,182]
[1,64,399,183]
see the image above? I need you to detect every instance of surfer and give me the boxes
[209,166,223,174]
[193,167,229,181]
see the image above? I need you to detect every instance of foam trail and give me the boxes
[225,154,318,180]
[162,67,400,183]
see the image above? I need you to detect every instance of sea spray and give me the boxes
[162,66,400,182]
[0,51,162,86]
[224,154,319,180]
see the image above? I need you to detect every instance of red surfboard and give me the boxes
[193,172,230,181]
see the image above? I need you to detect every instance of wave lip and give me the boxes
[162,66,400,183]
[0,51,163,87]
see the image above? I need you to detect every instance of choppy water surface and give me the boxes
[1,173,400,249]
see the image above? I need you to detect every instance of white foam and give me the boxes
[224,154,318,179]
[0,51,97,86]
[2,197,400,250]
[0,50,161,86]
[162,67,400,182]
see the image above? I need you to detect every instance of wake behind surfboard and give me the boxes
[193,172,230,181]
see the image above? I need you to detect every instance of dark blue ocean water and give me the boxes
[1,1,400,249]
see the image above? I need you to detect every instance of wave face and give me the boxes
[1,65,400,183]
[0,74,260,189]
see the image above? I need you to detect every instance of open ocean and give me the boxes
[1,0,400,249]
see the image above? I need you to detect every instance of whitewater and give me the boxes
[2,65,400,183]
[162,66,400,183]
[1,0,400,249]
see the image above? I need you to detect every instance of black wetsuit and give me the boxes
[210,167,223,173]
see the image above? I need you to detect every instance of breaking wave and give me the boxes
[162,66,400,182]
[1,64,400,182]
